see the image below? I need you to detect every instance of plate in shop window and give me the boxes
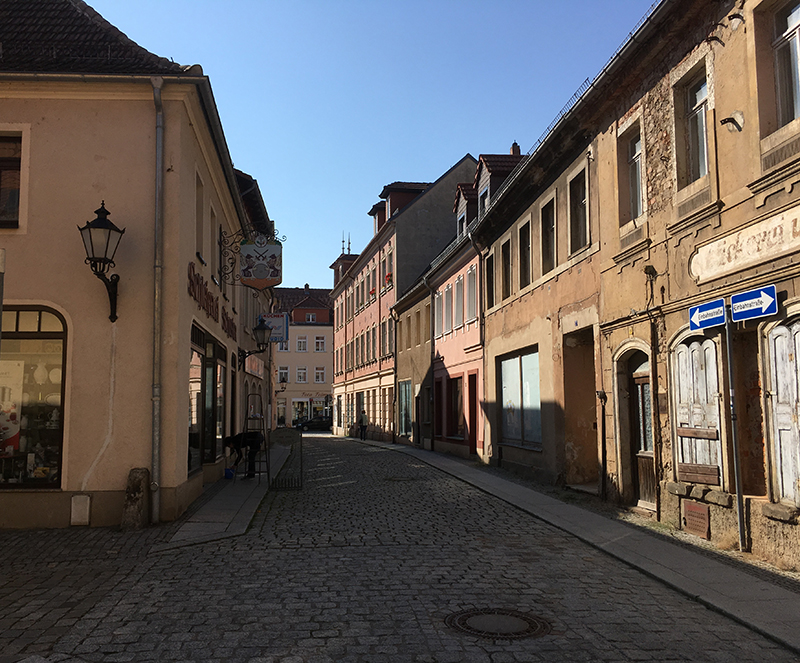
[49,369,62,385]
[44,393,61,407]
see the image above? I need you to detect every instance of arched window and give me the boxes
[0,306,66,488]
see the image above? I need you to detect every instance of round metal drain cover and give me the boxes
[445,609,551,640]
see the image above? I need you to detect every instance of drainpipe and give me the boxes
[468,231,485,459]
[422,276,436,450]
[390,307,399,444]
[150,77,165,524]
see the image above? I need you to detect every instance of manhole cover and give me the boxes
[445,609,552,640]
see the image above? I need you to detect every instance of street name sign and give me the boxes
[730,284,777,323]
[689,298,726,330]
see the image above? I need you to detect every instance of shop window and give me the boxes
[398,380,412,436]
[447,376,464,438]
[0,307,66,488]
[0,136,21,228]
[500,349,542,449]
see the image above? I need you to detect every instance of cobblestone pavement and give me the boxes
[2,437,799,662]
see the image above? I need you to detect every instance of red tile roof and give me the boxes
[273,287,332,314]
[0,0,186,74]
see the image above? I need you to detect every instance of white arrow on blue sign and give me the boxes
[689,298,726,330]
[730,284,778,322]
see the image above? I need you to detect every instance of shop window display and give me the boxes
[0,307,65,487]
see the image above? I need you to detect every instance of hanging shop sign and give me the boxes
[240,235,282,291]
[258,312,289,343]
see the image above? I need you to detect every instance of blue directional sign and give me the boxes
[689,298,726,330]
[731,284,778,323]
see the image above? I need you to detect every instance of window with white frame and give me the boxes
[435,291,443,337]
[297,335,308,352]
[618,125,644,227]
[388,317,394,353]
[686,75,709,183]
[569,169,588,253]
[372,326,377,359]
[306,313,316,322]
[467,266,477,321]
[315,367,325,383]
[278,339,289,352]
[776,1,800,128]
[278,366,289,384]
[455,276,464,328]
[444,286,453,333]
[315,335,325,352]
[296,366,307,383]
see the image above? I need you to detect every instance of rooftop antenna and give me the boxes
[342,232,345,253]
[347,234,351,253]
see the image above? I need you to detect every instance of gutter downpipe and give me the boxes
[422,275,435,451]
[390,306,399,444]
[468,231,486,461]
[150,77,165,524]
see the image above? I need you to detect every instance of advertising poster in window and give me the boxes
[240,235,282,290]
[0,361,24,453]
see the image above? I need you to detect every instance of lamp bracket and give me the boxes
[96,271,119,322]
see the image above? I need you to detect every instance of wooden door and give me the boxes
[673,338,722,485]
[768,322,800,506]
[631,372,656,505]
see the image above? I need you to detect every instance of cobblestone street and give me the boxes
[2,436,798,662]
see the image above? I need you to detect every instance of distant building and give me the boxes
[330,155,477,438]
[270,285,333,428]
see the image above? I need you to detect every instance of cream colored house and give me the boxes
[0,0,273,528]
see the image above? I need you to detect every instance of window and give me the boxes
[315,336,325,352]
[372,326,377,360]
[686,76,709,183]
[398,380,413,436]
[479,188,489,218]
[444,286,453,333]
[569,169,588,253]
[297,335,307,352]
[195,174,204,258]
[486,254,495,308]
[0,136,21,228]
[296,366,307,383]
[628,132,643,220]
[381,320,387,356]
[415,310,421,345]
[500,349,542,449]
[458,213,466,237]
[278,339,289,352]
[447,376,464,438]
[435,291,443,337]
[776,1,800,128]
[467,267,477,321]
[519,222,531,289]
[278,366,289,384]
[501,239,512,300]
[388,317,394,353]
[0,307,66,488]
[541,198,555,275]
[425,303,431,340]
[315,367,325,383]
[406,315,412,350]
[306,313,316,323]
[455,277,464,328]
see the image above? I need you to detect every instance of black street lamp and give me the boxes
[77,202,125,322]
[238,318,272,368]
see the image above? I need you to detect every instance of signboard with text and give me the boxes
[730,284,778,323]
[689,298,726,331]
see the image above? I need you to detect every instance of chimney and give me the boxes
[511,141,520,156]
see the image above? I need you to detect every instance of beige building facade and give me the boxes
[0,2,273,528]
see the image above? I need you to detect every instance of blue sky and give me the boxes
[88,0,656,290]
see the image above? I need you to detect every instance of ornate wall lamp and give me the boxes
[77,202,125,322]
[275,375,287,397]
[238,318,272,368]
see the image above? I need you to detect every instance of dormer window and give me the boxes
[458,213,466,237]
[479,188,489,218]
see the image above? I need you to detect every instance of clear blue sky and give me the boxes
[89,0,656,290]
